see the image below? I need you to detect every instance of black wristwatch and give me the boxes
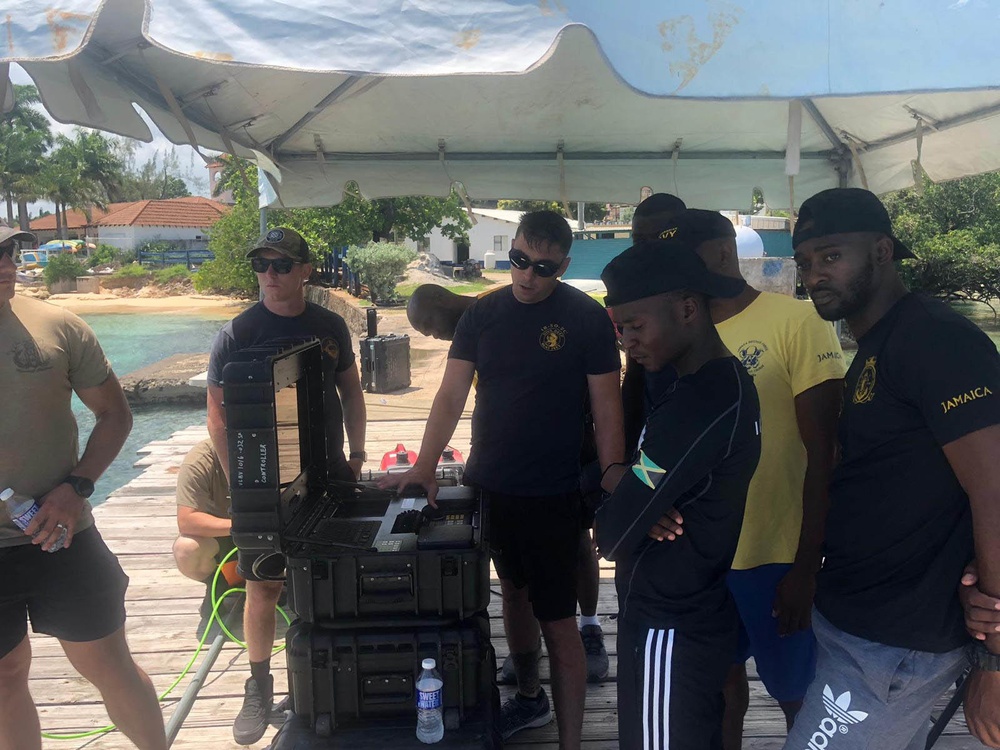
[63,475,95,499]
[966,641,1000,672]
[349,451,367,462]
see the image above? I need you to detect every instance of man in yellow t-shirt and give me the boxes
[647,210,845,750]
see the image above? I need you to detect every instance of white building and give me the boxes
[421,208,572,266]
[94,197,229,252]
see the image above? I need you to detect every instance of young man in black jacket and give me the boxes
[598,237,761,750]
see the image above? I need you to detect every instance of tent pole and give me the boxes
[260,207,267,235]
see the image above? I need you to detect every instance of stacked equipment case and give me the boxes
[222,341,498,749]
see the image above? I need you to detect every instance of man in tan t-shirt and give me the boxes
[173,439,234,583]
[0,225,166,750]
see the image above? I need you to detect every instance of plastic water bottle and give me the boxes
[416,657,444,744]
[1,488,66,552]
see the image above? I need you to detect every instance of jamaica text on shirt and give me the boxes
[941,386,994,414]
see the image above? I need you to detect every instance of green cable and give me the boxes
[42,546,292,741]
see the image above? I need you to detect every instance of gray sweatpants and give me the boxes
[783,609,967,750]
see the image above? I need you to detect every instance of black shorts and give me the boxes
[237,459,356,582]
[487,490,581,622]
[0,526,129,658]
[617,619,736,750]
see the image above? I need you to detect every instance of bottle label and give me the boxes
[12,503,38,531]
[417,688,442,710]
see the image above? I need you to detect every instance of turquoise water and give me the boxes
[72,312,235,506]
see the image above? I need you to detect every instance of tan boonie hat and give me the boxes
[0,224,36,246]
[246,227,310,262]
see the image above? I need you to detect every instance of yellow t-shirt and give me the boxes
[716,292,847,570]
[0,296,112,546]
[175,439,230,519]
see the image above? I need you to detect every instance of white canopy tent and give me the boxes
[5,0,1000,209]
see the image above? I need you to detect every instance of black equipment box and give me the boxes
[360,334,411,393]
[285,484,490,622]
[222,340,328,554]
[270,711,499,750]
[286,616,498,736]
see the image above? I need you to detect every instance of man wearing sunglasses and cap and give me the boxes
[597,234,761,750]
[206,226,367,745]
[0,225,167,749]
[786,188,1000,749]
[383,210,624,747]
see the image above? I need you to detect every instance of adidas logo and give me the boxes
[802,685,868,749]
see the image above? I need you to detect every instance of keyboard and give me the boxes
[308,519,382,550]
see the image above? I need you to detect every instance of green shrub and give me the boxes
[87,243,120,268]
[111,263,152,279]
[345,241,417,303]
[43,253,86,286]
[194,201,258,295]
[152,264,192,285]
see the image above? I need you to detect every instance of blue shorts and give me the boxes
[727,563,816,703]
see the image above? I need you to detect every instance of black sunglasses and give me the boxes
[508,248,561,278]
[251,256,300,274]
[0,242,19,262]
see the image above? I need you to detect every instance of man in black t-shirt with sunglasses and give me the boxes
[207,227,367,745]
[383,211,624,747]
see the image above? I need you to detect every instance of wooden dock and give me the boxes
[31,423,986,750]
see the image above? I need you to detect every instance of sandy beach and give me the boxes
[23,291,251,317]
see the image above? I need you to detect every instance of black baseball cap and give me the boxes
[602,239,745,307]
[247,227,310,262]
[792,188,914,260]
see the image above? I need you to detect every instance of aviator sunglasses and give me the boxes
[251,256,301,274]
[508,248,562,278]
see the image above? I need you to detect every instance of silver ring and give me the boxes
[55,523,67,531]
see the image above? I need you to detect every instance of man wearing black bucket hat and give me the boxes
[785,188,1000,749]
[597,238,761,750]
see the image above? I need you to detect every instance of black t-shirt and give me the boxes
[208,301,356,463]
[449,283,620,496]
[596,356,761,630]
[817,294,1000,652]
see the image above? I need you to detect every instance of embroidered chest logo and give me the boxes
[738,340,768,375]
[10,338,52,373]
[852,357,877,405]
[941,386,993,414]
[539,324,566,352]
[321,336,340,362]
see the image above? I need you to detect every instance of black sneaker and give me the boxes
[499,689,552,740]
[233,675,273,745]
[581,624,609,682]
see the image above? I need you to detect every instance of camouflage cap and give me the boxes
[246,227,310,262]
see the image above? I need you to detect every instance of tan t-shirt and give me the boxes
[175,439,230,520]
[0,296,112,547]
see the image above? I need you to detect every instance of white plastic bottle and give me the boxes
[415,657,444,744]
[1,488,65,552]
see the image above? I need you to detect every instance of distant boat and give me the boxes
[20,240,84,267]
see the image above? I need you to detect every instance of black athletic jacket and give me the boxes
[596,357,761,629]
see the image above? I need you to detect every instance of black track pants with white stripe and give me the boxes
[617,620,735,750]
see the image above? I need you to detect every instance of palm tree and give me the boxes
[42,130,124,239]
[0,84,52,229]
